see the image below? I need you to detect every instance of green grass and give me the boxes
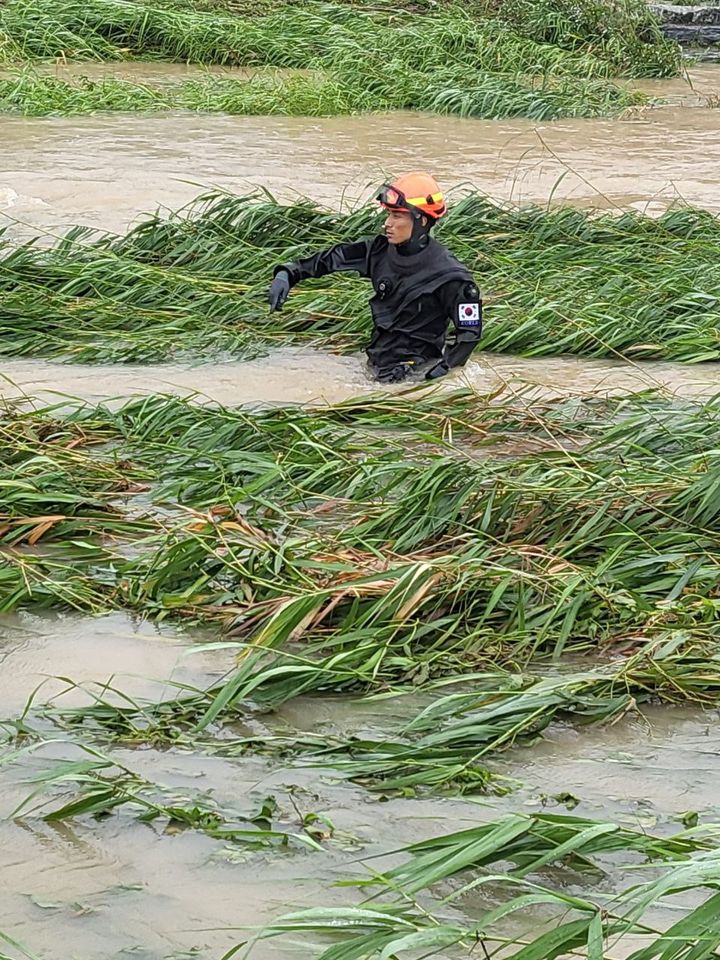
[0,0,680,77]
[490,0,680,75]
[0,0,680,119]
[0,58,646,121]
[2,191,719,364]
[240,643,720,793]
[0,409,152,545]
[351,809,715,891]
[3,391,720,763]
[0,69,386,118]
[5,389,720,957]
[4,741,323,849]
[246,812,720,960]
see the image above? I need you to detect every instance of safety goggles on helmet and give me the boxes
[377,184,415,215]
[377,182,446,220]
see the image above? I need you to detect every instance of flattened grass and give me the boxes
[0,62,644,120]
[1,0,680,78]
[5,390,720,960]
[5,391,720,766]
[0,0,679,119]
[0,69,383,118]
[247,814,720,960]
[2,191,719,364]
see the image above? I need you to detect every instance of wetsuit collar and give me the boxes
[386,236,436,274]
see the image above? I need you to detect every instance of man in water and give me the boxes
[267,172,482,383]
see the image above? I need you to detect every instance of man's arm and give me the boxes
[426,279,483,379]
[269,239,374,311]
[277,240,374,284]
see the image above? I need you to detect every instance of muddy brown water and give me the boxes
[2,618,719,959]
[2,66,720,237]
[0,610,236,713]
[3,63,720,959]
[2,347,719,408]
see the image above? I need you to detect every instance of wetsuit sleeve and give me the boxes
[274,239,374,286]
[436,278,483,372]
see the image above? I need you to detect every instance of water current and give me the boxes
[1,347,719,407]
[1,66,720,237]
[1,61,720,960]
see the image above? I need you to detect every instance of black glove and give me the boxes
[425,362,448,381]
[268,270,290,312]
[376,362,416,384]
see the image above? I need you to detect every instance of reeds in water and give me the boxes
[2,191,719,363]
[0,0,680,119]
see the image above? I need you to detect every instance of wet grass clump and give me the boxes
[4,389,720,955]
[490,0,681,75]
[0,0,681,119]
[2,190,719,364]
[1,0,681,77]
[3,389,720,694]
[6,741,323,849]
[0,65,646,119]
[248,813,720,960]
[0,69,380,117]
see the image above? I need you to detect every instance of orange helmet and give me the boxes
[378,172,447,221]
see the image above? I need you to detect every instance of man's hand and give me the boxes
[268,271,290,311]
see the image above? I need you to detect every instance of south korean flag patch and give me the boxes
[458,302,481,327]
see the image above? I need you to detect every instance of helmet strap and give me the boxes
[396,213,432,257]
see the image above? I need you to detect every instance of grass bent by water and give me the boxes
[3,390,720,955]
[0,0,681,119]
[2,189,720,364]
[2,389,720,781]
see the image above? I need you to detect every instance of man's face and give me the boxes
[385,209,414,245]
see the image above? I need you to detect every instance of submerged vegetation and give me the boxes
[2,388,720,712]
[0,0,681,119]
[250,817,720,960]
[0,0,716,948]
[0,66,644,120]
[3,384,720,951]
[6,741,325,849]
[2,190,719,364]
[3,356,720,953]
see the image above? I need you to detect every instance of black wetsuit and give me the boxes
[275,235,482,379]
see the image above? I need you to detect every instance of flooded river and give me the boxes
[1,611,718,959]
[1,347,719,408]
[1,66,720,237]
[2,58,720,960]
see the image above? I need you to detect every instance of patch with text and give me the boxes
[457,302,481,326]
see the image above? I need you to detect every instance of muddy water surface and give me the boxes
[2,347,719,407]
[1,651,719,959]
[0,610,235,713]
[3,60,720,960]
[2,66,720,236]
